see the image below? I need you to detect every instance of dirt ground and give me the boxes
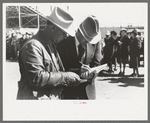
[3,60,146,100]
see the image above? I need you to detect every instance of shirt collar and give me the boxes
[75,34,79,47]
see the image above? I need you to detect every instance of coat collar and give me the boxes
[33,30,54,47]
[84,43,95,64]
[71,36,95,65]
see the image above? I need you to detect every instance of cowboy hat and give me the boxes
[46,7,75,37]
[120,28,127,33]
[131,29,138,36]
[106,30,110,35]
[78,15,101,44]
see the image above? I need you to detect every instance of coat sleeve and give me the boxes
[20,40,67,89]
[90,41,103,67]
[136,38,142,50]
[127,37,131,46]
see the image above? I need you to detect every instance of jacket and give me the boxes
[117,35,130,58]
[57,36,102,99]
[103,37,118,62]
[17,30,66,100]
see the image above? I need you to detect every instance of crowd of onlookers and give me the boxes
[6,28,144,77]
[6,30,34,60]
[102,28,144,77]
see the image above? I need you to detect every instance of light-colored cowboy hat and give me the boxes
[46,7,75,37]
[89,28,101,44]
[120,28,127,33]
[106,30,110,35]
[78,15,101,44]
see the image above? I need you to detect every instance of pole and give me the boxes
[37,6,39,29]
[18,6,21,29]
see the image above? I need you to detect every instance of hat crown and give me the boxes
[47,7,75,36]
[79,15,100,42]
[121,28,127,32]
[106,30,110,35]
[51,7,73,27]
[131,29,138,35]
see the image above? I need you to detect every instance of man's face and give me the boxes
[53,26,68,44]
[130,33,135,38]
[76,29,88,45]
[121,31,126,37]
[112,34,117,40]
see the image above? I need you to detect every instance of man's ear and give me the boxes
[51,25,56,32]
[48,24,55,32]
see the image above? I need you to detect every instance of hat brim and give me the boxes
[120,29,127,33]
[47,17,75,37]
[89,29,101,44]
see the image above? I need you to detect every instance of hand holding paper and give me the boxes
[79,63,107,83]
[79,62,94,80]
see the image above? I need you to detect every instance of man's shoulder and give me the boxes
[64,36,75,43]
[124,36,130,40]
[21,38,44,51]
[59,36,75,46]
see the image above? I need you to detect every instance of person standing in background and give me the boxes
[103,31,110,64]
[117,28,130,76]
[10,32,16,60]
[129,29,141,77]
[106,31,118,73]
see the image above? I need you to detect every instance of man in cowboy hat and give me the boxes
[17,7,81,100]
[57,15,103,99]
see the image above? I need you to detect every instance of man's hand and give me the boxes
[62,72,81,87]
[118,41,122,45]
[80,64,97,81]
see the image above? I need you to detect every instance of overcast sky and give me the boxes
[33,3,147,28]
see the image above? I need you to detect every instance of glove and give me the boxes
[118,41,122,45]
[61,72,81,87]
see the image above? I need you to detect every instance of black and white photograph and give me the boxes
[3,2,148,120]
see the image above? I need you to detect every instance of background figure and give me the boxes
[105,31,118,73]
[6,30,36,61]
[10,33,16,60]
[129,29,142,77]
[14,32,22,60]
[103,31,110,64]
[6,32,12,60]
[140,37,144,63]
[117,28,130,76]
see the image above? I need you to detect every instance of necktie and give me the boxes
[78,44,85,63]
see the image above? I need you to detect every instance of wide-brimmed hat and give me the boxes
[46,7,75,36]
[79,15,101,44]
[120,28,127,33]
[131,29,138,35]
[111,30,117,36]
[106,30,110,35]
